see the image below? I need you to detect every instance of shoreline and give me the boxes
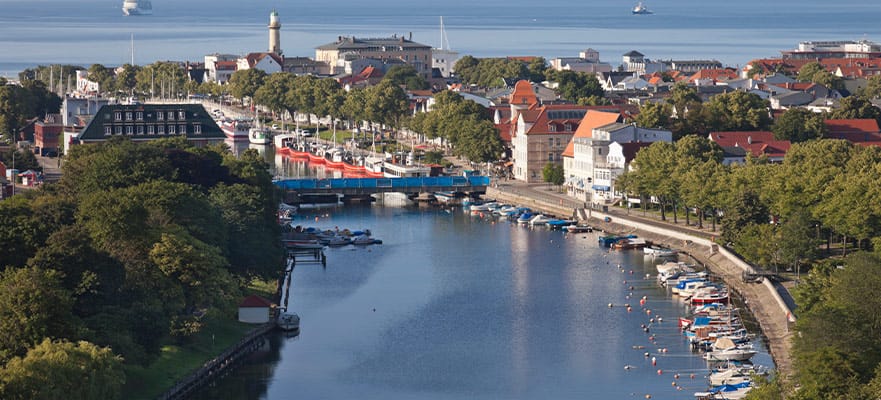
[485,185,795,380]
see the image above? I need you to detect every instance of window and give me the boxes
[194,124,202,134]
[178,111,186,120]
[136,112,143,121]
[114,112,122,121]
[104,126,112,136]
[157,112,164,121]
[549,124,557,132]
[126,112,133,121]
[137,125,144,135]
[115,126,122,135]
[556,138,561,147]
[548,138,554,147]
[167,112,175,121]
[548,152,554,161]
[168,125,175,134]
[178,124,186,134]
[125,126,133,135]
[147,125,154,135]
[157,125,165,135]
[565,123,573,132]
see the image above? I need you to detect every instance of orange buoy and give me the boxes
[657,369,663,375]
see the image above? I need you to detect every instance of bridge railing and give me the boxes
[273,176,491,190]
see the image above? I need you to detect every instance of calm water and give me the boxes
[190,152,772,399]
[1,0,880,76]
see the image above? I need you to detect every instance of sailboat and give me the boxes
[632,1,652,14]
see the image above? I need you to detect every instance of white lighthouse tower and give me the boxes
[268,10,282,56]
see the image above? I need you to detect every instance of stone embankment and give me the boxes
[485,185,795,379]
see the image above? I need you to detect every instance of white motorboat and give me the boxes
[644,245,677,257]
[632,1,652,14]
[708,367,752,386]
[122,0,152,15]
[704,338,757,362]
[277,311,300,331]
[528,214,552,226]
[249,127,271,145]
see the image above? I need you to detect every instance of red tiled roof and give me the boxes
[243,52,284,68]
[510,80,538,106]
[688,68,738,82]
[824,119,881,135]
[770,82,816,91]
[496,122,513,142]
[358,65,384,79]
[708,131,791,158]
[561,110,623,157]
[215,61,237,70]
[522,105,592,137]
[239,295,273,308]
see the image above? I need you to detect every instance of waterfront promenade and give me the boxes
[486,181,796,380]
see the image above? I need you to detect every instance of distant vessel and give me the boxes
[632,1,652,14]
[122,0,152,16]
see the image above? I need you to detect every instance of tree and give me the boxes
[526,57,548,82]
[0,338,124,400]
[87,64,116,95]
[364,80,409,133]
[0,267,76,362]
[542,162,564,186]
[720,190,769,244]
[551,70,605,103]
[254,72,295,119]
[383,65,428,90]
[134,62,187,99]
[635,101,671,129]
[114,64,139,95]
[829,95,881,125]
[862,75,881,99]
[702,90,771,132]
[797,62,826,83]
[772,107,826,143]
[227,68,267,105]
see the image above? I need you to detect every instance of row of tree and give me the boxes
[617,137,881,398]
[0,137,282,398]
[406,91,504,162]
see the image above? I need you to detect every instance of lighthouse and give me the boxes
[268,10,282,56]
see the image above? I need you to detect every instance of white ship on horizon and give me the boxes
[123,0,152,16]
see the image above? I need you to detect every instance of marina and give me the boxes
[190,203,772,399]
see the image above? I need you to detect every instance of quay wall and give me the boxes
[485,187,582,219]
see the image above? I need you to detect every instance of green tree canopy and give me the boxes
[772,107,826,143]
[0,338,125,400]
[227,68,267,105]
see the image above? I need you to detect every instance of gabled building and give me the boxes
[236,52,284,74]
[708,131,791,164]
[73,104,225,151]
[204,53,239,83]
[562,110,624,200]
[34,114,64,155]
[511,104,589,182]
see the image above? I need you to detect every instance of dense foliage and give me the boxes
[620,137,881,397]
[406,90,504,163]
[0,78,62,142]
[0,137,282,397]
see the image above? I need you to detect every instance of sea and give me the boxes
[0,0,880,78]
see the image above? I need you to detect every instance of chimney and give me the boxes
[409,32,412,41]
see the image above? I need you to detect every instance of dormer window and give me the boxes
[549,124,557,132]
[167,112,175,121]
[114,112,122,121]
[157,112,164,121]
[125,112,133,121]
[178,111,186,120]
[136,112,143,121]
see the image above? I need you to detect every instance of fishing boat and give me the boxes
[122,0,152,15]
[632,1,652,14]
[249,126,271,145]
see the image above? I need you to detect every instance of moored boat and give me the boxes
[566,223,593,233]
[277,311,300,331]
[644,245,677,257]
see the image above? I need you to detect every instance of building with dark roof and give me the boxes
[74,104,225,148]
[315,35,432,78]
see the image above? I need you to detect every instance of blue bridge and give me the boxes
[274,176,491,199]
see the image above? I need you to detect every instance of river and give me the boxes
[189,148,772,399]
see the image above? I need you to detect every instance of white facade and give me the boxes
[237,55,283,74]
[204,54,238,83]
[432,48,459,78]
[238,306,270,324]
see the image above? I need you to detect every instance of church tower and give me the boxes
[268,10,282,56]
